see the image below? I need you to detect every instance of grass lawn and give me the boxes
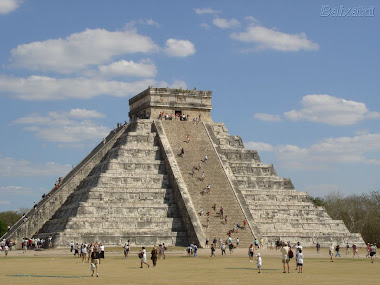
[0,247,379,285]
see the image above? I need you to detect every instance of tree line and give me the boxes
[310,190,380,245]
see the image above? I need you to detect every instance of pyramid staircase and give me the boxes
[158,120,256,246]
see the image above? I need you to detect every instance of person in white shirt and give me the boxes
[294,242,302,270]
[256,253,262,273]
[329,244,334,262]
[297,249,304,273]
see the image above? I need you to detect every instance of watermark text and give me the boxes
[320,5,375,17]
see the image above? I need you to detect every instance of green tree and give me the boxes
[0,211,22,227]
[0,219,7,236]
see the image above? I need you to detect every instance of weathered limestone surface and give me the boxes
[33,120,188,247]
[206,122,365,247]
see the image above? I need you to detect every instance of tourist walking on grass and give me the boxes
[353,244,359,257]
[139,247,150,268]
[256,253,262,273]
[81,244,88,263]
[248,244,254,262]
[99,243,105,263]
[345,242,350,255]
[90,245,100,277]
[210,244,216,257]
[124,241,130,257]
[294,242,302,270]
[151,245,158,267]
[281,242,290,273]
[297,249,304,273]
[316,242,320,253]
[335,244,341,257]
[221,243,226,255]
[370,244,376,263]
[329,244,334,262]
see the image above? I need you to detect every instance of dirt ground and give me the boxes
[0,247,379,285]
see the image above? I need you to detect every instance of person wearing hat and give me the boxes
[256,253,262,273]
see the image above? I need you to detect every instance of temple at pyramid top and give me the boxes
[129,86,213,121]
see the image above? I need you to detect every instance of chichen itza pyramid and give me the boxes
[3,87,365,248]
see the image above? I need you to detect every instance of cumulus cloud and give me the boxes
[0,154,72,177]
[9,28,159,74]
[284,95,380,125]
[0,0,22,14]
[213,18,240,29]
[253,113,282,122]
[194,8,220,15]
[245,132,380,170]
[0,75,156,100]
[164,39,196,57]
[96,59,157,78]
[12,109,109,143]
[231,25,319,51]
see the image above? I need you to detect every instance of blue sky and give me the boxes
[0,0,379,211]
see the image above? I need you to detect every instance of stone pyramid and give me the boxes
[3,87,365,248]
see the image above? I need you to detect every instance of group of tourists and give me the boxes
[157,111,202,122]
[69,241,105,277]
[0,239,14,256]
[138,243,167,268]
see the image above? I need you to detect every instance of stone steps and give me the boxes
[35,120,188,247]
[161,121,255,246]
[208,122,365,246]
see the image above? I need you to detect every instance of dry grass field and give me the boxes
[0,247,379,285]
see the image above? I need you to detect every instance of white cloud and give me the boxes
[0,155,72,177]
[245,141,274,152]
[231,25,319,51]
[0,200,11,205]
[9,28,159,73]
[213,18,240,29]
[68,109,105,119]
[0,185,32,194]
[145,19,160,27]
[0,0,22,14]
[164,39,196,57]
[194,8,220,15]
[12,109,109,143]
[245,132,380,170]
[0,75,155,100]
[253,113,282,122]
[96,59,157,78]
[244,16,260,24]
[200,23,210,29]
[284,95,380,125]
